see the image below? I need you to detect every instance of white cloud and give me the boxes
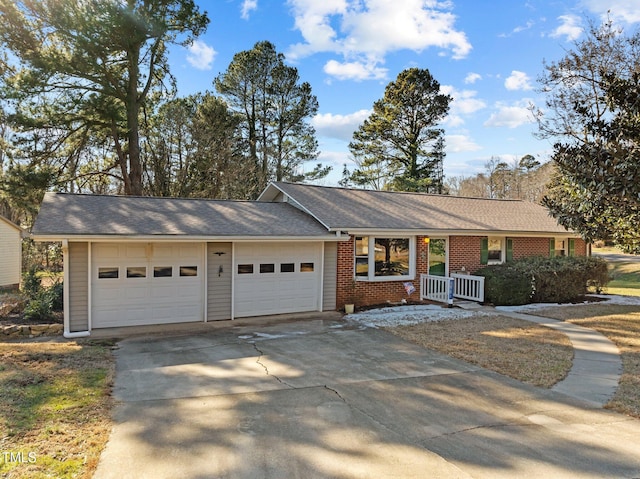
[317,150,352,167]
[464,72,481,84]
[446,134,482,153]
[312,109,371,141]
[581,0,640,24]
[186,40,216,70]
[241,0,258,19]
[441,85,487,126]
[550,14,583,41]
[287,0,471,81]
[499,20,535,38]
[323,59,387,81]
[504,70,533,91]
[484,101,535,129]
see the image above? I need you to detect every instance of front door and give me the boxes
[428,238,447,276]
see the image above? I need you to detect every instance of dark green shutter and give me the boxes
[549,238,556,258]
[568,238,575,257]
[506,238,513,262]
[480,238,489,265]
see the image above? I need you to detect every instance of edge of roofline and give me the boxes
[0,215,25,235]
[332,228,579,237]
[31,233,349,243]
[258,182,333,231]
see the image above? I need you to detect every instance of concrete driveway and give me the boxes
[93,316,640,479]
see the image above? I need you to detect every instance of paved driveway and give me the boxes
[94,317,640,479]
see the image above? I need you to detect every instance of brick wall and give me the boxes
[449,236,484,273]
[336,235,429,309]
[512,237,550,260]
[335,234,588,309]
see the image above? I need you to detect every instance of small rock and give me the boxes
[3,325,19,334]
[48,324,63,333]
[30,325,51,333]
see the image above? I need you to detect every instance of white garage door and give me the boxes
[234,242,322,318]
[92,243,204,328]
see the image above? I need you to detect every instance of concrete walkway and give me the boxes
[499,310,622,406]
[457,301,623,407]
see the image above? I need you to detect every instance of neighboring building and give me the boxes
[32,182,585,337]
[0,215,23,290]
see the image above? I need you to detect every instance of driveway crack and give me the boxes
[324,385,347,402]
[251,342,295,389]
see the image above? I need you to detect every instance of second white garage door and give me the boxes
[234,242,322,317]
[91,242,204,328]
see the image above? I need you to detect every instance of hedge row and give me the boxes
[476,256,610,306]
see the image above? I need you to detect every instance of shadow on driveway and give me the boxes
[93,318,640,479]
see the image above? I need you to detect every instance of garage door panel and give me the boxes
[234,242,321,318]
[92,242,204,328]
[125,245,146,257]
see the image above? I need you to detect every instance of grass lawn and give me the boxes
[606,261,640,296]
[388,302,640,419]
[532,303,640,418]
[0,339,115,479]
[388,315,574,388]
[593,246,640,297]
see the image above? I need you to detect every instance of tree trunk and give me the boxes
[126,45,143,196]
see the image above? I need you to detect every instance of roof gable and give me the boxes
[32,193,331,238]
[262,182,572,235]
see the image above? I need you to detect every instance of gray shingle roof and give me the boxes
[267,182,572,235]
[32,193,331,237]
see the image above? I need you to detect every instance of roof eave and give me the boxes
[31,233,348,242]
[332,228,578,237]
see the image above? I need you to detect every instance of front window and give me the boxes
[488,237,503,264]
[555,238,567,257]
[355,236,414,281]
[355,236,369,277]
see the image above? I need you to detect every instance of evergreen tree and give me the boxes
[349,68,451,192]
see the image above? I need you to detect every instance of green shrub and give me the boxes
[47,281,64,311]
[513,256,610,303]
[20,271,64,320]
[23,291,54,321]
[476,264,533,306]
[21,266,42,298]
[476,255,611,306]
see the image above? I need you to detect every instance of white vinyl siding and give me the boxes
[0,218,21,287]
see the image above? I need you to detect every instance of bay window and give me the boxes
[355,236,414,280]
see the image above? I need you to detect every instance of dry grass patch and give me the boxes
[530,303,640,418]
[0,339,115,478]
[387,315,573,388]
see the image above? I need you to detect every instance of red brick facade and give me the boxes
[336,235,430,308]
[512,237,551,260]
[335,234,588,309]
[448,236,484,274]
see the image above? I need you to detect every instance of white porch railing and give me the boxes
[420,274,485,305]
[421,275,455,306]
[451,273,485,302]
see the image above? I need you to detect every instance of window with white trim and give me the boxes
[354,236,414,281]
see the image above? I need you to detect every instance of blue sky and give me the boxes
[168,0,640,186]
